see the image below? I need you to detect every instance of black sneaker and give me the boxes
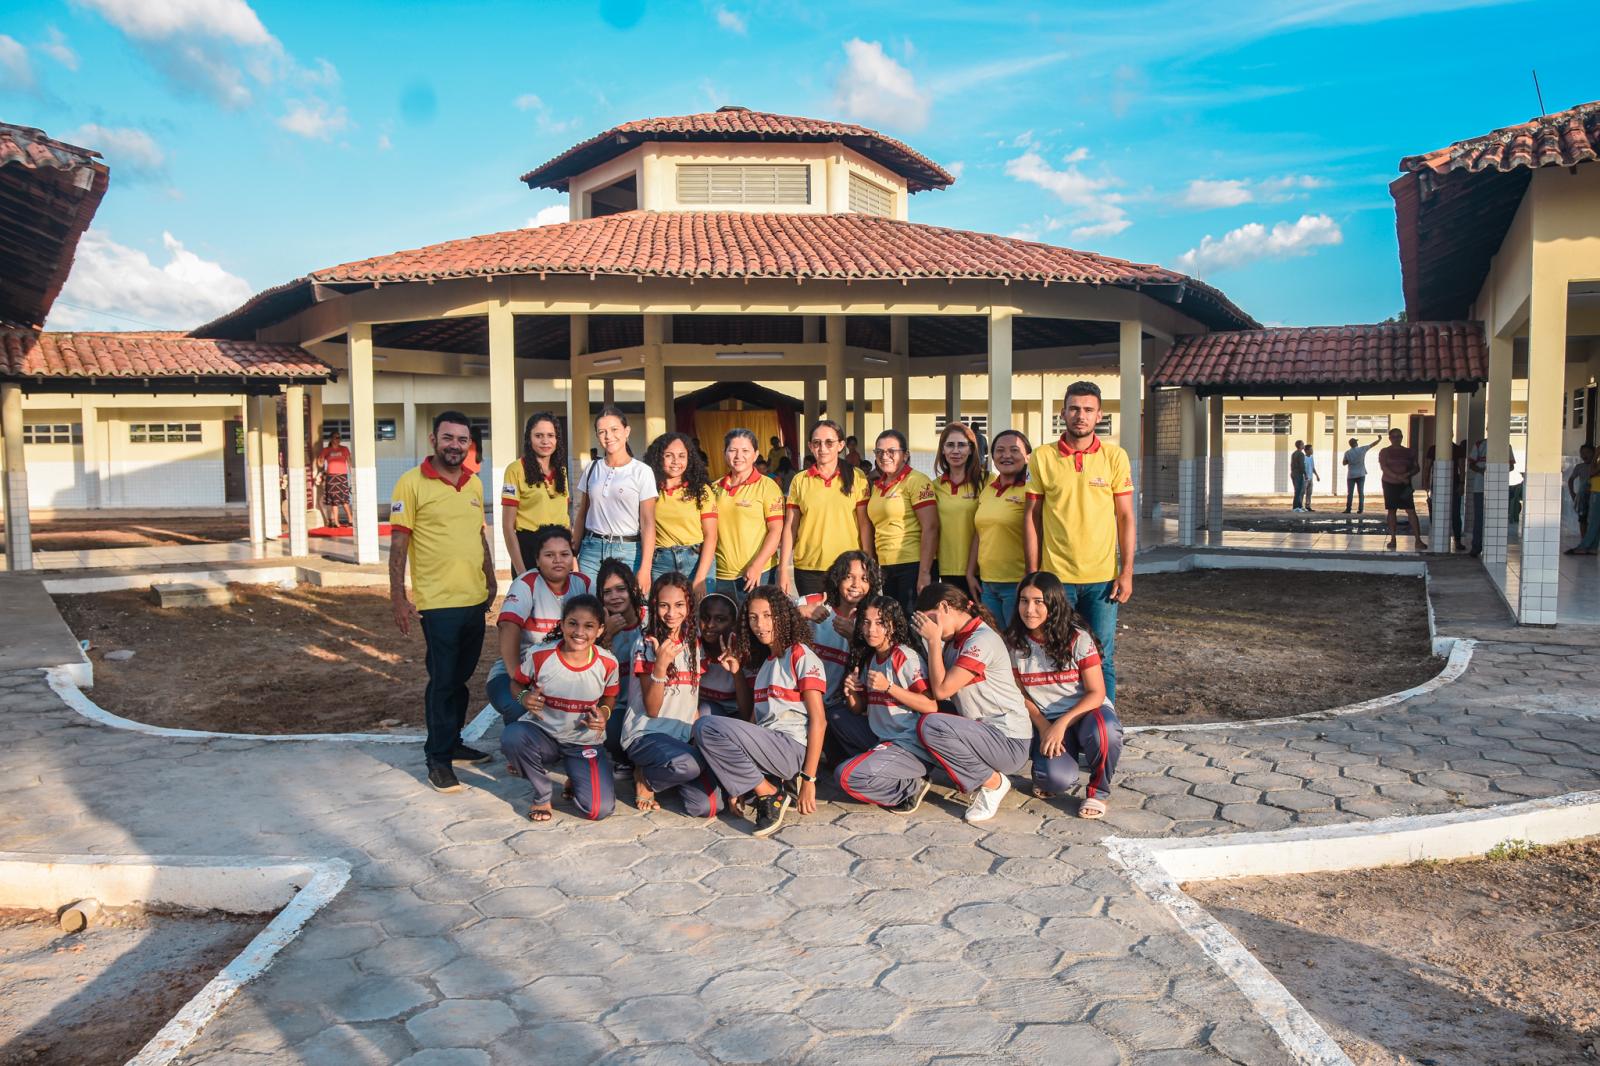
[888,777,932,815]
[428,764,463,793]
[751,792,791,838]
[449,744,492,765]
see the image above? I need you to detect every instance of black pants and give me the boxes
[880,562,924,617]
[793,568,829,597]
[420,602,487,766]
[514,529,543,575]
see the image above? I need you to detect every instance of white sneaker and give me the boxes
[965,775,1011,823]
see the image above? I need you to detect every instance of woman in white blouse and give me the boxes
[572,406,657,597]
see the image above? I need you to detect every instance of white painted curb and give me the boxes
[45,665,498,746]
[0,851,349,1066]
[1105,790,1600,1066]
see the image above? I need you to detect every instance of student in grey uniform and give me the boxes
[697,593,740,716]
[500,595,620,822]
[911,582,1032,823]
[1006,571,1123,819]
[834,596,938,813]
[625,573,723,817]
[794,551,881,763]
[691,587,827,837]
[597,558,644,771]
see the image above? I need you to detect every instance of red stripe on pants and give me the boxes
[916,714,972,793]
[837,748,877,805]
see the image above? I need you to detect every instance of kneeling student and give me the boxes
[625,574,722,817]
[834,596,937,813]
[1007,571,1122,819]
[500,596,619,822]
[692,588,826,837]
[696,593,740,717]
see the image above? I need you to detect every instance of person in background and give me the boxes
[781,419,867,598]
[774,456,797,494]
[626,573,721,817]
[572,406,657,597]
[1569,444,1596,542]
[1342,434,1382,514]
[755,456,771,479]
[1468,435,1489,556]
[501,412,570,575]
[843,435,865,472]
[933,421,982,600]
[643,432,717,597]
[316,430,353,528]
[833,595,936,813]
[464,424,483,475]
[1301,444,1321,511]
[388,411,497,794]
[859,429,939,615]
[1378,427,1427,552]
[712,428,785,602]
[767,435,791,469]
[969,429,1031,626]
[1289,439,1307,512]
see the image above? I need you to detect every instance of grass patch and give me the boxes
[1485,838,1542,861]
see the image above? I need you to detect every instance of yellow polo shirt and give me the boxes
[786,465,869,572]
[500,460,570,531]
[933,474,980,577]
[861,467,937,567]
[655,481,716,548]
[973,473,1030,584]
[714,470,785,580]
[1027,436,1132,585]
[390,458,488,611]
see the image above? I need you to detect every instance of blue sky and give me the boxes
[0,0,1585,332]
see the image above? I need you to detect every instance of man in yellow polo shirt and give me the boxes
[1024,381,1136,701]
[390,410,499,794]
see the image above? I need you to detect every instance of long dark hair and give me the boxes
[734,586,809,669]
[542,593,605,645]
[935,421,982,497]
[644,431,713,509]
[519,411,568,495]
[914,580,1002,635]
[1003,571,1097,669]
[823,550,882,612]
[806,419,856,496]
[643,572,700,678]
[595,557,643,627]
[846,594,916,679]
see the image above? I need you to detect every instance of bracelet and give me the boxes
[796,770,816,784]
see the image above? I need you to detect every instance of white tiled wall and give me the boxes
[1430,459,1454,553]
[1482,462,1510,583]
[1517,471,1561,624]
[1178,458,1200,545]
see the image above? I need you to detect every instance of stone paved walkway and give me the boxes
[2,577,1598,1064]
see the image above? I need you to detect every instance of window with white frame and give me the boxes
[1573,389,1586,429]
[1224,413,1292,435]
[676,164,810,205]
[934,415,989,439]
[22,422,81,445]
[1510,415,1529,434]
[1323,414,1391,434]
[321,419,396,442]
[129,422,202,444]
[1051,413,1114,437]
[848,172,894,217]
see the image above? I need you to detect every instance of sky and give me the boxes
[0,0,1587,333]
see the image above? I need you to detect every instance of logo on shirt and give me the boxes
[502,483,516,496]
[579,747,598,759]
[389,501,404,514]
[1088,477,1109,488]
[469,498,482,508]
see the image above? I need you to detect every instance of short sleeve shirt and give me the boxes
[498,571,593,665]
[861,643,930,754]
[933,475,981,577]
[655,481,716,549]
[579,458,658,537]
[786,467,869,572]
[518,645,619,746]
[623,637,703,748]
[1378,445,1415,485]
[714,471,785,580]
[608,622,643,714]
[320,445,351,476]
[974,473,1030,584]
[862,467,938,567]
[500,461,570,532]
[1344,445,1373,479]
[1011,629,1105,720]
[1027,436,1132,585]
[944,617,1031,739]
[699,643,739,713]
[752,644,826,744]
[389,459,487,611]
[797,594,852,707]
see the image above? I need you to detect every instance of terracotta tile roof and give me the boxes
[0,329,333,389]
[0,122,110,328]
[1399,99,1600,176]
[1150,322,1486,395]
[521,107,955,192]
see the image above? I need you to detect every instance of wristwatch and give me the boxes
[796,770,816,784]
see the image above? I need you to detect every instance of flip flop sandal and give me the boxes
[527,805,553,822]
[1078,797,1108,819]
[1032,787,1056,800]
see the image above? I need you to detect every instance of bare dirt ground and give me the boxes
[0,515,247,554]
[0,905,263,1066]
[56,586,499,734]
[1116,570,1438,726]
[1187,838,1600,1066]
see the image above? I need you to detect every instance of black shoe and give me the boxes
[889,777,932,815]
[449,744,492,765]
[751,792,791,838]
[428,764,464,793]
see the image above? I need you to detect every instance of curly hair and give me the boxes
[913,580,1002,635]
[541,593,605,645]
[1003,571,1098,669]
[734,586,810,669]
[595,556,643,626]
[644,431,713,512]
[527,524,575,570]
[846,594,916,679]
[823,550,882,611]
[519,411,568,496]
[643,571,699,679]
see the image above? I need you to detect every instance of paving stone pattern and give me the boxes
[0,636,1596,1065]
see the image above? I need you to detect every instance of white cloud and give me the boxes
[50,229,254,330]
[1063,146,1090,164]
[514,93,543,111]
[1181,179,1252,209]
[714,6,747,34]
[39,27,77,70]
[78,0,274,45]
[376,132,392,151]
[527,204,570,228]
[0,35,35,91]
[945,161,965,180]
[1004,149,1129,241]
[64,124,166,177]
[833,38,929,131]
[277,100,350,140]
[1181,174,1327,209]
[1175,213,1343,275]
[1256,173,1328,198]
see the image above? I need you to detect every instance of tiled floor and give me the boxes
[28,535,386,572]
[1505,541,1600,626]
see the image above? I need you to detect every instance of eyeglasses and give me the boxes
[874,448,903,458]
[809,438,839,449]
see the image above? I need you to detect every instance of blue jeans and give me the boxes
[652,544,703,584]
[420,601,488,766]
[1291,473,1306,509]
[578,536,641,587]
[980,580,1019,629]
[1064,580,1118,703]
[709,570,774,606]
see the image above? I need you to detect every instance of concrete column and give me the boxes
[1432,384,1455,554]
[1207,395,1226,545]
[644,313,669,444]
[1484,335,1514,583]
[349,323,381,566]
[825,315,846,424]
[1519,284,1566,624]
[944,373,962,428]
[401,389,417,466]
[1463,386,1487,550]
[488,301,519,572]
[1,383,32,571]
[1119,320,1144,519]
[307,386,325,517]
[76,397,100,510]
[245,394,266,548]
[602,378,616,408]
[803,378,820,433]
[285,385,309,557]
[850,375,867,444]
[1332,395,1348,497]
[802,316,821,344]
[261,395,282,541]
[568,315,592,481]
[889,315,911,433]
[1178,387,1199,546]
[988,308,1014,444]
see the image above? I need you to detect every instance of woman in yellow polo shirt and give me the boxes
[713,428,785,603]
[500,411,570,575]
[859,429,939,615]
[780,419,868,597]
[644,432,718,596]
[968,429,1031,626]
[933,421,982,598]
